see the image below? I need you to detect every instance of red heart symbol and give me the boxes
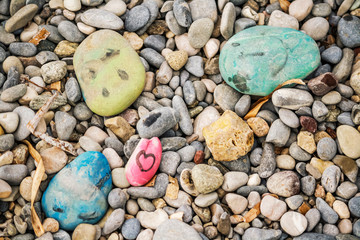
[136,150,156,172]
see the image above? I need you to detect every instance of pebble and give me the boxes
[41,60,67,84]
[5,4,38,33]
[242,228,282,240]
[280,211,308,236]
[173,0,192,27]
[268,10,299,30]
[305,208,321,231]
[9,43,37,57]
[272,89,314,110]
[349,196,360,217]
[267,171,300,197]
[121,218,141,240]
[194,192,218,207]
[81,9,123,30]
[278,108,300,128]
[321,46,343,64]
[222,171,248,192]
[153,219,202,240]
[103,208,125,235]
[125,6,150,32]
[193,106,220,141]
[185,56,204,78]
[301,17,330,41]
[13,106,35,141]
[338,15,360,48]
[137,209,168,230]
[72,224,97,240]
[54,111,76,141]
[260,195,287,221]
[40,147,68,174]
[337,125,360,158]
[188,18,214,49]
[316,197,339,224]
[265,119,290,147]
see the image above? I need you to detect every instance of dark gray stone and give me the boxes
[338,15,360,48]
[9,42,37,57]
[125,5,150,32]
[121,218,141,240]
[0,164,28,185]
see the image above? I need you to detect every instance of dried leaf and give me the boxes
[26,91,77,156]
[50,81,62,92]
[29,28,50,46]
[22,140,45,237]
[244,79,305,120]
[144,175,157,187]
[165,176,179,200]
[243,202,261,223]
[279,0,290,12]
[230,215,245,224]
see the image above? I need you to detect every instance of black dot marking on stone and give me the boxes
[117,69,129,80]
[78,212,98,221]
[53,207,64,213]
[232,43,240,47]
[144,112,161,127]
[245,52,265,57]
[100,49,120,61]
[102,88,110,97]
[95,172,111,189]
[343,15,353,21]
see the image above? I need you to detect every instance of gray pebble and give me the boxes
[338,15,360,48]
[301,176,316,196]
[265,119,290,147]
[153,85,175,99]
[183,80,197,105]
[0,134,15,152]
[321,165,341,193]
[250,147,262,166]
[214,84,241,111]
[242,228,282,240]
[289,142,312,161]
[73,102,93,121]
[108,188,127,209]
[3,67,19,90]
[312,100,329,122]
[221,155,250,172]
[124,138,140,159]
[337,112,355,126]
[121,218,141,240]
[336,181,358,199]
[349,196,360,217]
[137,198,156,211]
[169,76,180,90]
[0,164,28,185]
[127,173,168,199]
[177,162,196,174]
[321,45,343,64]
[53,230,71,240]
[317,137,337,160]
[338,99,356,112]
[81,8,124,30]
[159,151,181,176]
[58,21,85,43]
[103,208,125,235]
[278,108,300,128]
[13,106,35,141]
[173,0,192,27]
[36,51,59,65]
[1,84,27,102]
[105,137,124,156]
[312,3,332,17]
[336,83,354,98]
[235,95,251,117]
[137,107,178,138]
[140,48,165,68]
[125,5,150,32]
[193,81,207,102]
[165,10,186,35]
[272,89,314,110]
[176,204,193,223]
[144,35,166,52]
[185,56,204,78]
[332,48,354,82]
[65,77,81,103]
[305,208,321,232]
[351,104,360,124]
[55,111,76,141]
[9,42,37,57]
[258,143,276,178]
[234,18,256,33]
[316,197,339,224]
[161,137,186,151]
[136,0,159,35]
[177,146,196,162]
[257,110,278,125]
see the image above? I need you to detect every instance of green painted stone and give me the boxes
[74,30,145,116]
[219,26,320,96]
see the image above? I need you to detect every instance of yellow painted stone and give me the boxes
[203,110,254,161]
[310,157,334,174]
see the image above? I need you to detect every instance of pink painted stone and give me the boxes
[125,137,162,186]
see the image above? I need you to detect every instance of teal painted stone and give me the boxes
[219,26,320,96]
[41,151,112,230]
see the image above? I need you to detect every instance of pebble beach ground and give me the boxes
[1,0,360,239]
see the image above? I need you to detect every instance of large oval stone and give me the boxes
[74,30,145,116]
[41,151,112,230]
[219,26,320,96]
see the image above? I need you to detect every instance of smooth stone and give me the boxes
[272,88,314,110]
[268,10,299,30]
[41,60,67,84]
[312,3,332,17]
[265,119,290,147]
[220,2,236,40]
[136,107,178,138]
[159,151,180,176]
[278,108,300,128]
[165,11,186,36]
[125,6,150,32]
[42,152,112,230]
[338,15,360,48]
[193,106,220,141]
[153,219,202,240]
[189,0,217,22]
[316,197,339,224]
[235,95,251,117]
[173,0,192,27]
[65,77,81,103]
[125,137,162,186]
[321,46,343,64]
[40,147,68,174]
[242,228,282,240]
[280,211,308,236]
[336,181,358,199]
[172,95,193,135]
[72,224,96,240]
[349,196,360,217]
[58,21,85,43]
[191,164,224,194]
[307,72,338,96]
[301,17,330,41]
[103,208,125,235]
[258,143,276,178]
[194,192,218,208]
[121,218,141,240]
[0,164,27,185]
[81,9,123,30]
[333,48,354,82]
[73,30,145,116]
[13,106,35,141]
[102,0,127,16]
[289,0,313,21]
[220,26,319,96]
[185,56,204,77]
[267,171,300,197]
[9,43,37,57]
[0,112,19,133]
[337,125,360,158]
[188,18,214,49]
[5,4,38,32]
[222,171,248,192]
[294,233,336,240]
[137,209,168,230]
[260,195,287,221]
[64,0,81,11]
[317,137,337,161]
[305,208,321,231]
[225,193,248,214]
[333,155,358,183]
[144,35,166,52]
[214,84,241,111]
[140,48,165,68]
[55,111,76,141]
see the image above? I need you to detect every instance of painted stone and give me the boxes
[219,26,320,96]
[73,30,145,116]
[41,151,112,230]
[125,137,162,186]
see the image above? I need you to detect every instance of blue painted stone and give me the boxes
[219,26,320,96]
[41,151,112,230]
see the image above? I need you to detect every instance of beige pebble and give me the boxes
[247,117,269,137]
[333,200,350,219]
[0,179,12,199]
[19,87,38,105]
[144,72,155,92]
[165,50,188,71]
[103,148,124,169]
[297,131,316,154]
[40,147,68,174]
[20,22,38,42]
[0,151,13,167]
[84,126,109,145]
[20,177,41,202]
[276,155,296,170]
[201,79,217,93]
[2,56,24,74]
[175,33,200,56]
[123,32,143,50]
[247,191,260,208]
[203,38,220,59]
[338,219,353,234]
[43,218,60,233]
[112,168,130,188]
[77,22,96,35]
